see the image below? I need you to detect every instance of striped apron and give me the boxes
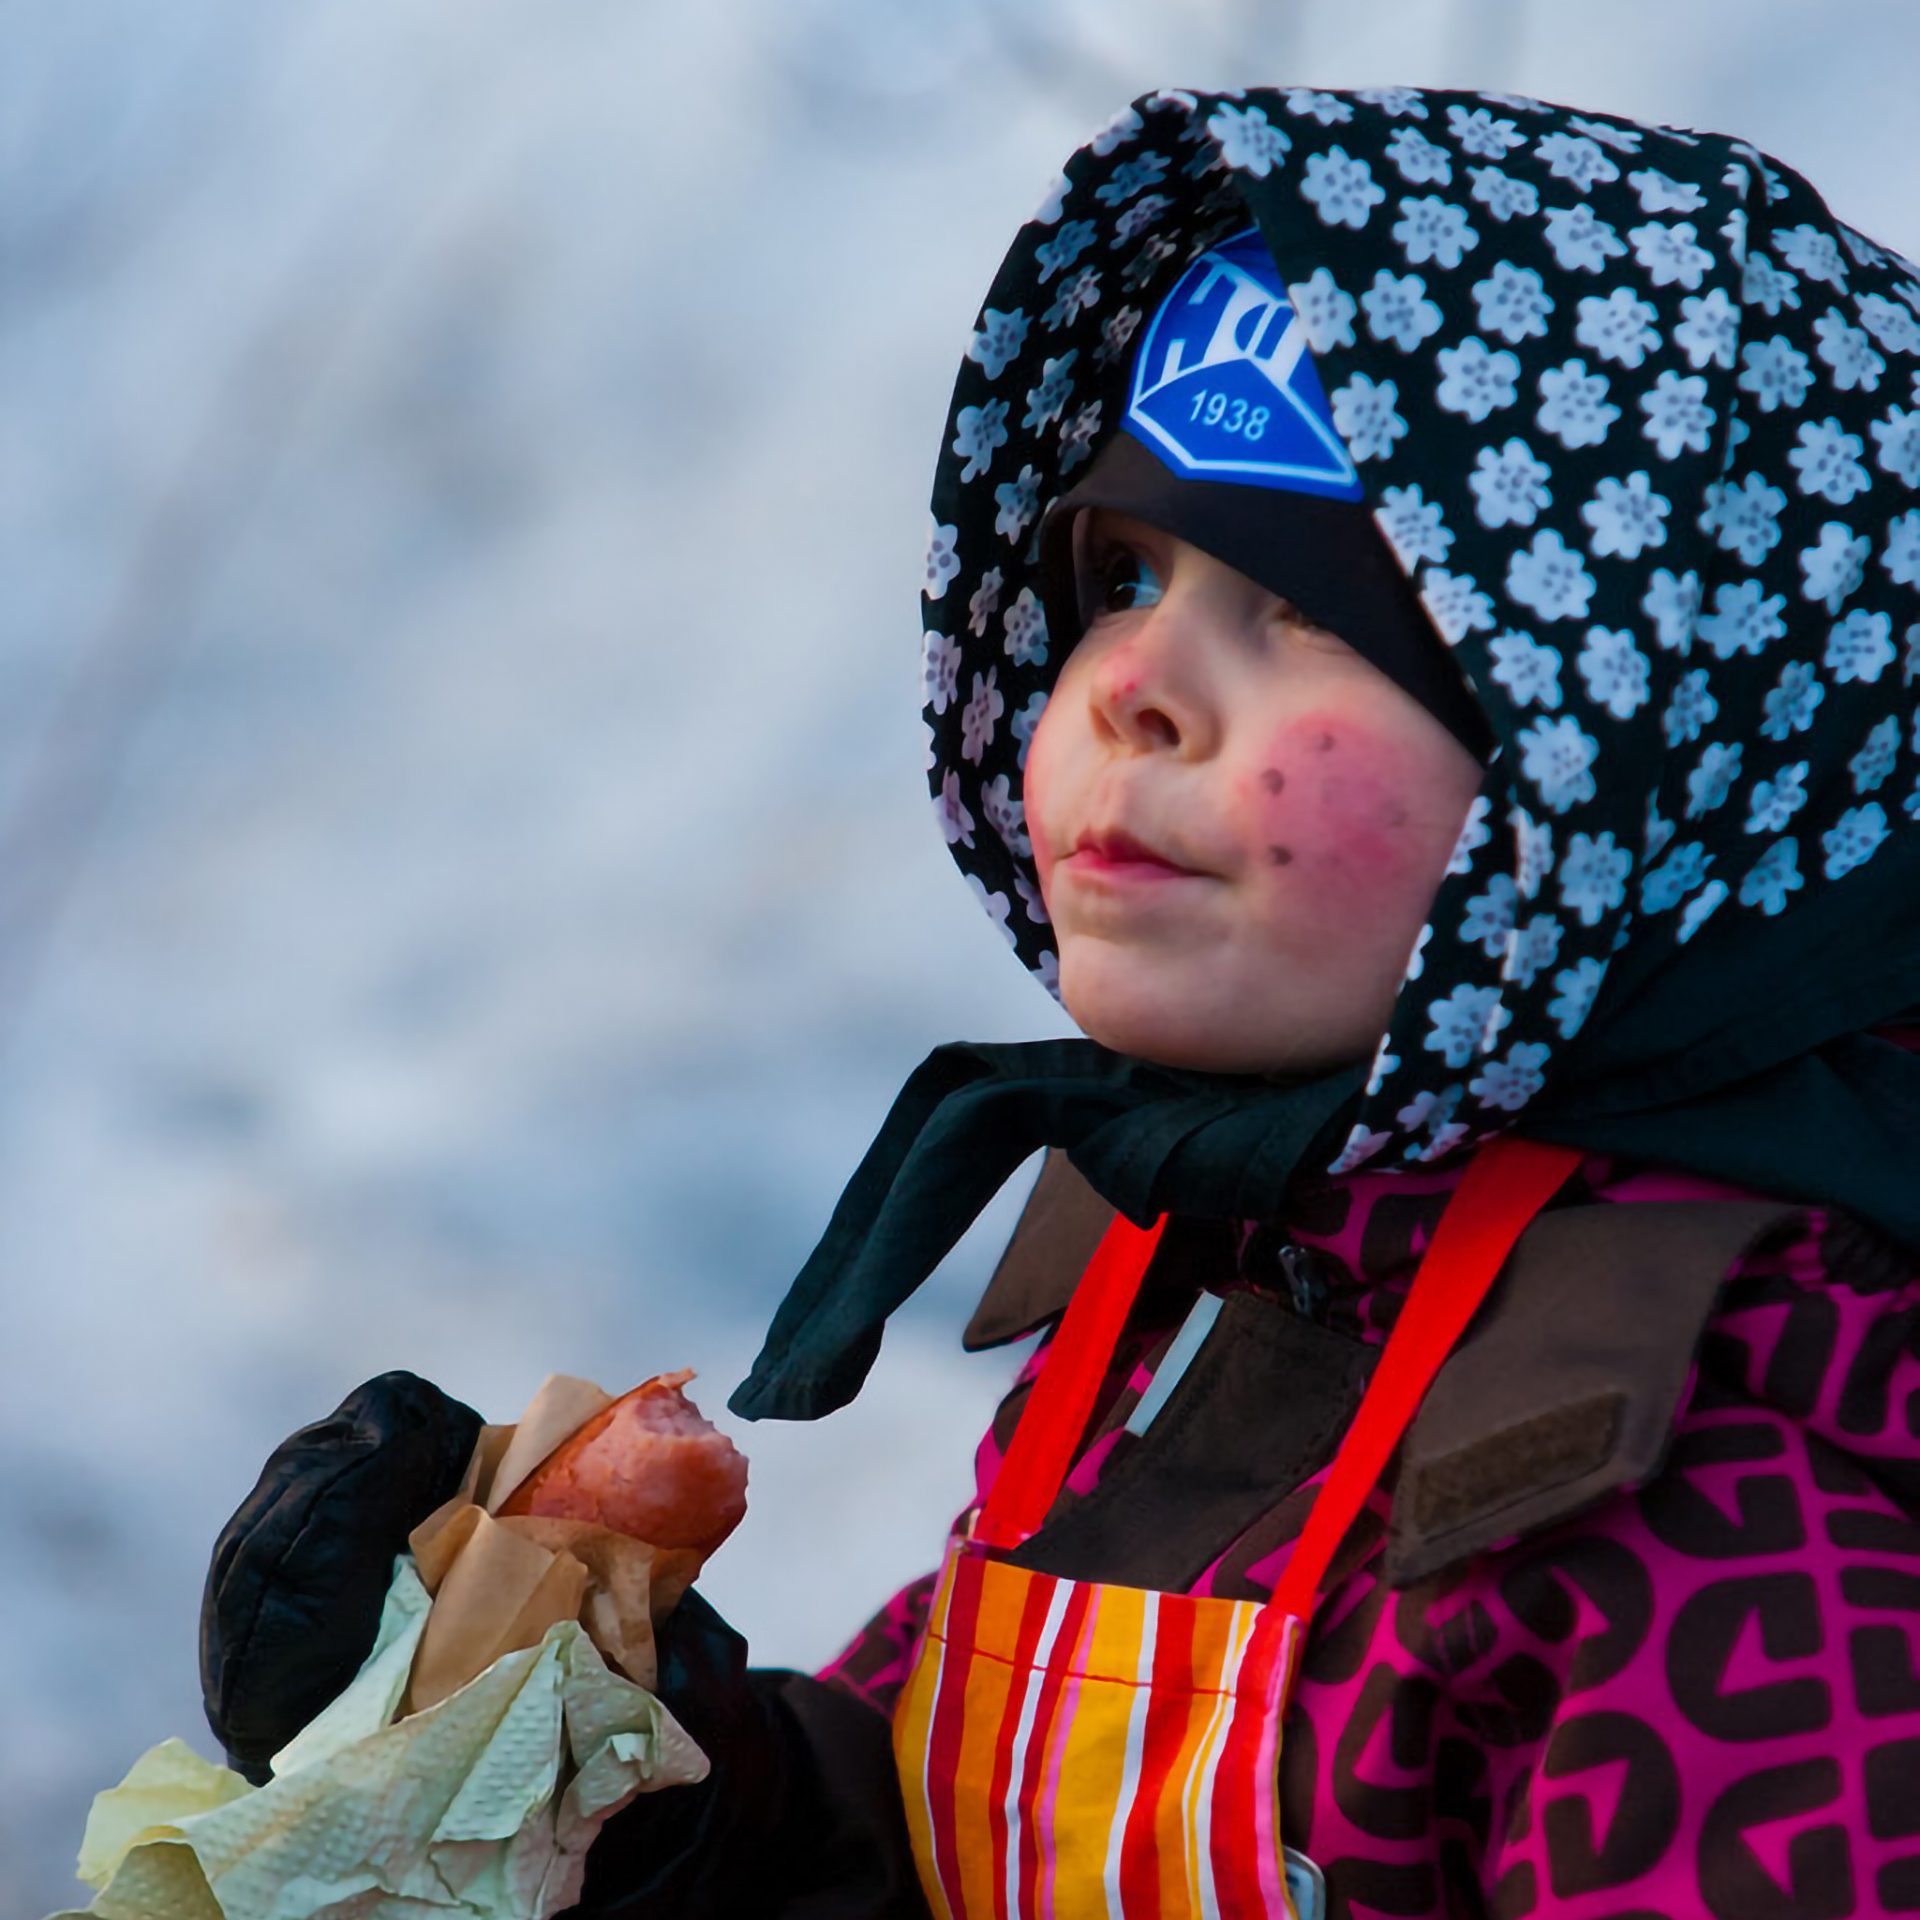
[892,1137,1580,1920]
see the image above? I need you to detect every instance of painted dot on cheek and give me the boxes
[1268,845,1294,866]
[1261,768,1286,795]
[1314,732,1335,753]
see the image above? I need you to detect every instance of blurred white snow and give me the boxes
[3,0,1916,1907]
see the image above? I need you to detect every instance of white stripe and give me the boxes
[1003,1578,1076,1920]
[1102,1590,1160,1915]
[1124,1292,1224,1438]
[1187,1604,1258,1920]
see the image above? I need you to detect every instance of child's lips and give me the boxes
[1060,826,1208,882]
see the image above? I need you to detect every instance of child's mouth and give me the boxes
[1062,827,1203,881]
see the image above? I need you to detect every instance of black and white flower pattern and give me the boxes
[1583,473,1670,559]
[1364,270,1445,350]
[923,86,1920,1173]
[1434,337,1521,421]
[1578,626,1652,717]
[1663,666,1718,744]
[1537,358,1620,448]
[1674,289,1740,370]
[1471,166,1541,224]
[1474,261,1555,342]
[1386,126,1453,186]
[1801,522,1872,612]
[1509,529,1597,621]
[1302,148,1386,227]
[1576,287,1660,367]
[1470,439,1553,528]
[1747,759,1810,832]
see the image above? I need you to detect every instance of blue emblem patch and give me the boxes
[1123,228,1363,500]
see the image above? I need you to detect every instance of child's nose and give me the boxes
[1089,603,1216,758]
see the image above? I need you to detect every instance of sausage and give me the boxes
[497,1369,748,1558]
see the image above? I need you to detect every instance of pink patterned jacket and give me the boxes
[820,1152,1920,1919]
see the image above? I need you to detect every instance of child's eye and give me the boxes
[1079,543,1165,625]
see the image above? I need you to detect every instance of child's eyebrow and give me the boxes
[1272,596,1336,635]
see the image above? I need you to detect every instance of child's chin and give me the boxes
[1061,964,1369,1078]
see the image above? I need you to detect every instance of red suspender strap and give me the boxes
[1269,1135,1581,1622]
[972,1210,1167,1552]
[971,1137,1581,1577]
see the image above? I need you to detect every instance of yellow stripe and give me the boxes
[1040,1588,1134,1905]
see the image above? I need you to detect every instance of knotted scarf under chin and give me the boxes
[729,1040,1364,1422]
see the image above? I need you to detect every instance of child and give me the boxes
[202,85,1920,1917]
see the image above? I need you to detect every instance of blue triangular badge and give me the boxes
[1122,229,1362,500]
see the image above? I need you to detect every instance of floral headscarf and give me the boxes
[922,85,1920,1241]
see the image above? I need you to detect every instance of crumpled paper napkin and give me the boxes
[51,1557,707,1920]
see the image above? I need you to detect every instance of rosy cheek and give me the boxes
[1248,719,1433,887]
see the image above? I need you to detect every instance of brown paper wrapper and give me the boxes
[403,1374,710,1713]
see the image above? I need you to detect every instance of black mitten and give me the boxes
[200,1370,484,1782]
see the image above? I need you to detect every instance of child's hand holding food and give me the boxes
[62,1368,763,1920]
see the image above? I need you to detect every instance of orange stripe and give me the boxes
[1181,1589,1253,1691]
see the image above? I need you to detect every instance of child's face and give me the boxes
[1027,510,1484,1076]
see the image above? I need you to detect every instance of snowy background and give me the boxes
[4,0,1917,1908]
